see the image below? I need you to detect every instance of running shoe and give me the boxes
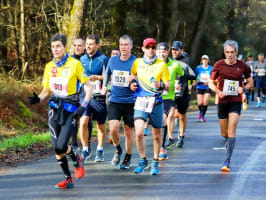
[262,95,266,103]
[111,150,122,166]
[134,158,149,174]
[144,128,149,136]
[221,159,231,172]
[95,149,104,162]
[242,102,248,110]
[201,116,206,122]
[120,154,131,169]
[166,138,175,149]
[55,176,74,189]
[74,155,86,179]
[257,102,261,108]
[197,111,202,119]
[176,137,184,148]
[159,148,168,161]
[150,160,160,175]
[81,148,92,164]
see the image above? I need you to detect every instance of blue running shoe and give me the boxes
[95,149,104,162]
[134,158,149,174]
[144,128,149,136]
[176,137,184,148]
[150,160,160,175]
[120,154,131,169]
[257,102,261,108]
[111,150,122,166]
[166,138,175,150]
[221,159,231,172]
[159,148,168,161]
[81,148,91,164]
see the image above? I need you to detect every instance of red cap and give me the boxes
[143,38,157,47]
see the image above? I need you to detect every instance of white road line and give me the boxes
[228,140,266,200]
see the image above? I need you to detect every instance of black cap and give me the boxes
[248,54,253,57]
[157,42,169,50]
[171,41,183,50]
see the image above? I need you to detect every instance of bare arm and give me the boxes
[38,88,50,103]
[209,79,227,99]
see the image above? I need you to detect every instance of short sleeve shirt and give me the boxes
[195,64,213,89]
[42,57,88,97]
[210,59,251,103]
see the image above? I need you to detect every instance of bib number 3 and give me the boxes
[134,96,155,113]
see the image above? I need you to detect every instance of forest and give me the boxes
[0,0,265,78]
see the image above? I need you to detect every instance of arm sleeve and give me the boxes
[76,61,89,84]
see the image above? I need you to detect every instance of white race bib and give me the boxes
[112,70,129,87]
[134,96,155,113]
[223,79,239,96]
[175,80,181,93]
[258,69,265,76]
[200,73,210,83]
[49,77,69,97]
[91,80,101,94]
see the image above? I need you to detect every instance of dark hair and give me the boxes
[51,34,67,47]
[86,35,100,44]
[112,48,120,51]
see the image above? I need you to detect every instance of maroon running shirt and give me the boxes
[210,59,251,103]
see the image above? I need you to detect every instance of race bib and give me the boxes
[223,79,239,96]
[49,77,69,97]
[200,73,210,83]
[91,80,101,94]
[175,80,181,93]
[162,90,168,95]
[112,70,129,87]
[258,69,265,76]
[134,96,155,113]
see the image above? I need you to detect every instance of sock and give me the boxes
[226,137,235,160]
[198,105,203,113]
[162,126,167,148]
[202,105,208,116]
[67,148,78,162]
[83,146,89,152]
[179,136,184,139]
[57,156,71,177]
[97,146,103,151]
[116,144,122,153]
[124,153,131,161]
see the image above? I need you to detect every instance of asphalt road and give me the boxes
[1,102,266,200]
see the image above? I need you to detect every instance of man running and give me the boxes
[193,55,213,122]
[29,34,91,189]
[246,54,256,102]
[155,42,184,161]
[168,41,195,148]
[209,40,253,172]
[254,53,266,107]
[101,35,136,169]
[79,35,109,163]
[130,38,170,175]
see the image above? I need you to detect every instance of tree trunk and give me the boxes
[20,0,26,79]
[66,0,85,54]
[190,0,212,67]
[169,0,179,43]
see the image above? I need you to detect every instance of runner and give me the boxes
[254,53,266,108]
[110,48,120,57]
[79,35,109,164]
[70,38,86,154]
[193,55,213,122]
[29,34,91,189]
[101,35,136,169]
[155,42,184,161]
[209,40,253,172]
[130,38,170,175]
[168,41,196,148]
[245,54,256,102]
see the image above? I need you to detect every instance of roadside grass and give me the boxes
[0,132,51,152]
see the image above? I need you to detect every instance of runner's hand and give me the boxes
[73,106,85,119]
[29,92,40,105]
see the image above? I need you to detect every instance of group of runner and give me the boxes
[29,33,254,189]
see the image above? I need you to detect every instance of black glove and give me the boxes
[29,92,40,105]
[72,106,86,119]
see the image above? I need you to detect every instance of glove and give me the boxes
[72,101,88,119]
[29,92,40,105]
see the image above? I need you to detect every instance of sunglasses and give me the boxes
[145,46,156,50]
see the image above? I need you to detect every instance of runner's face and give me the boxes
[202,58,209,66]
[142,45,156,59]
[86,39,99,56]
[119,38,132,57]
[171,49,183,59]
[156,49,169,62]
[258,55,264,62]
[224,45,237,64]
[111,50,120,57]
[51,41,66,60]
[73,39,85,56]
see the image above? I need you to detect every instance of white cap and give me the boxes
[201,55,209,60]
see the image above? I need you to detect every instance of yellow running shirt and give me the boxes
[131,58,170,97]
[42,57,88,97]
